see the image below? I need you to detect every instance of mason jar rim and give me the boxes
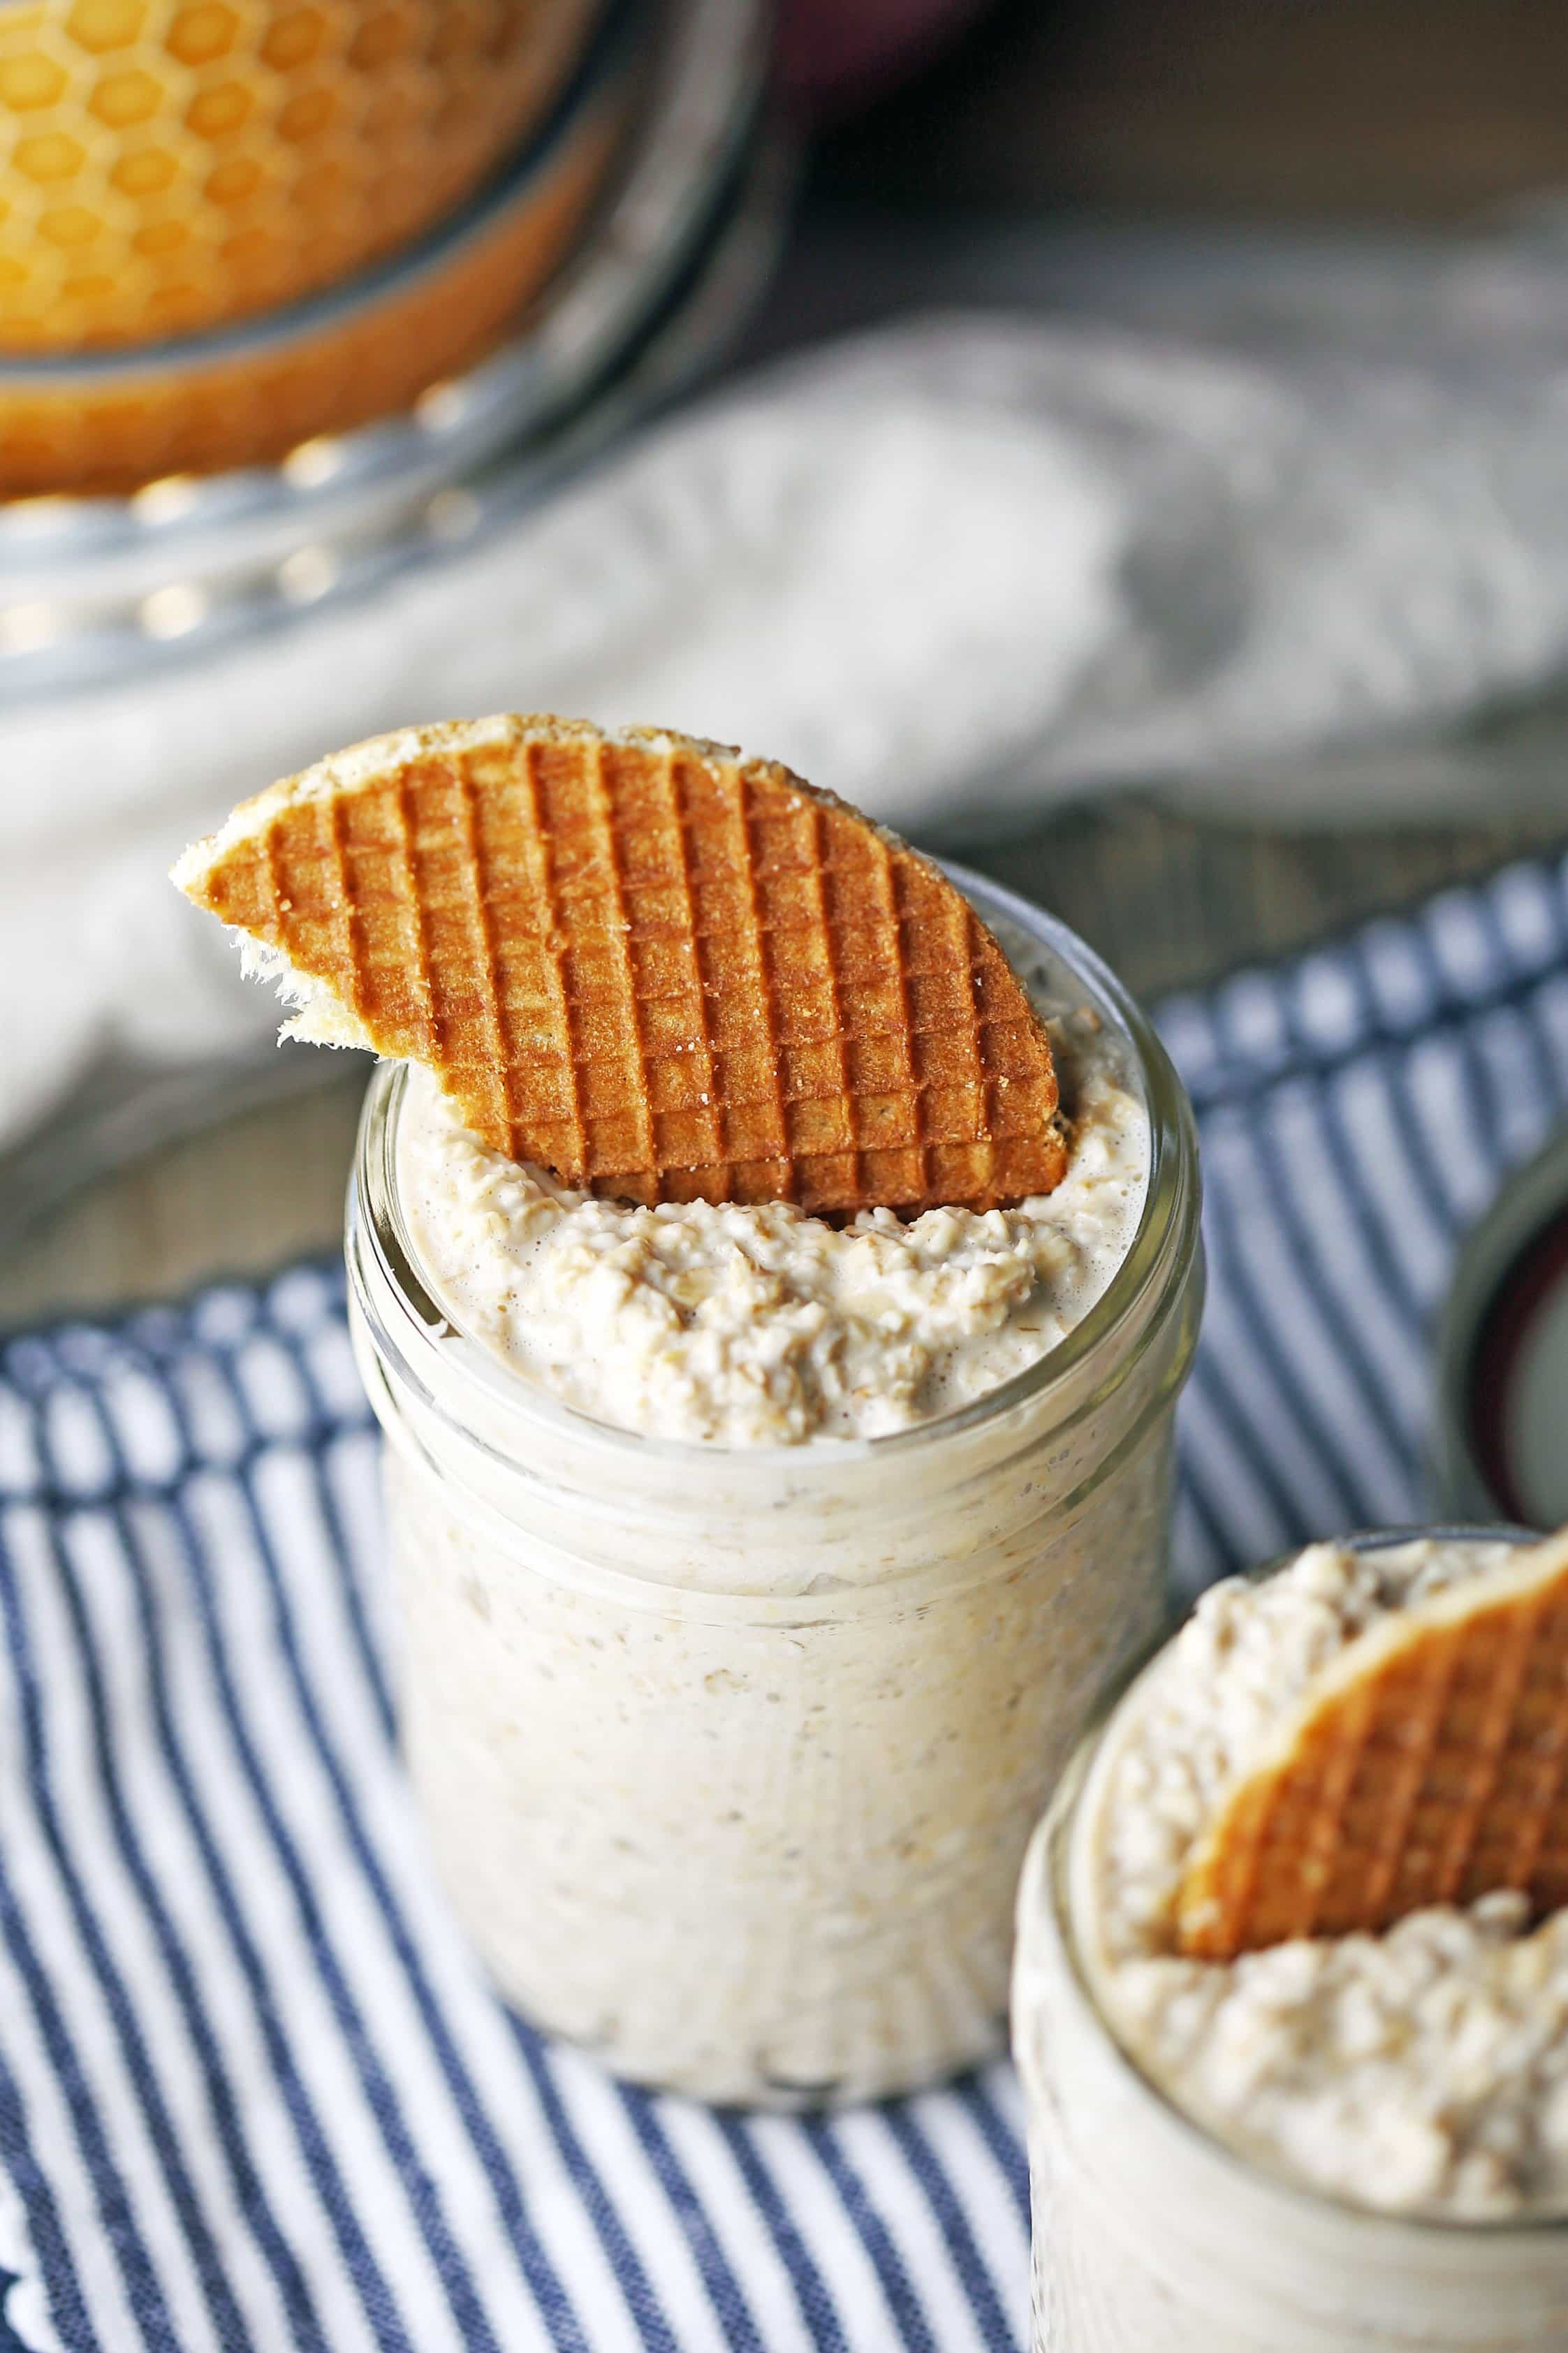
[1034,1520,1567,2248]
[346,860,1201,1474]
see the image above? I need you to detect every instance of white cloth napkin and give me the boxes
[9,270,1568,1147]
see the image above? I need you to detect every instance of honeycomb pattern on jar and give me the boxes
[0,75,623,491]
[0,0,595,351]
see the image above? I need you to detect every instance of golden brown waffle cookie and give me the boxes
[173,715,1069,1215]
[1176,1528,1568,1959]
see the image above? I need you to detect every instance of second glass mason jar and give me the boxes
[1013,1526,1568,2352]
[345,873,1203,2106]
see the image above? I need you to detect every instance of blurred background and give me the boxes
[4,0,1568,1337]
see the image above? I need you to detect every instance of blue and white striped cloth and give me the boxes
[2,846,1568,2352]
[1165,848,1568,1594]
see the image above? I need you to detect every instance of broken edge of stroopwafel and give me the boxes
[173,714,1069,1217]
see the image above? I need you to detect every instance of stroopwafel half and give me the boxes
[1176,1527,1568,1960]
[173,714,1069,1217]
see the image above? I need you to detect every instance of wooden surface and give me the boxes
[817,0,1568,221]
[0,1073,368,1329]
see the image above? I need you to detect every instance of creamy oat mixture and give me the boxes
[362,916,1198,2102]
[397,1000,1148,1445]
[1076,1536,1568,2218]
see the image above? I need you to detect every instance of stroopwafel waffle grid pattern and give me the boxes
[1177,1537,1568,1958]
[179,718,1068,1215]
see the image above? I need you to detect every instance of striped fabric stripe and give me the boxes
[1166,849,1568,1596]
[1,844,1565,2350]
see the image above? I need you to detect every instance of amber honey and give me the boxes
[0,0,596,353]
[0,59,627,494]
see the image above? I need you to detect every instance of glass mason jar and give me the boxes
[345,870,1203,2106]
[1013,1525,1567,2353]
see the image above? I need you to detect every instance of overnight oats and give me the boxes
[349,872,1199,2101]
[1015,1527,1568,2351]
[175,714,1201,2104]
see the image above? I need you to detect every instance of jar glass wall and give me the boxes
[1013,1526,1568,2352]
[346,872,1203,2106]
